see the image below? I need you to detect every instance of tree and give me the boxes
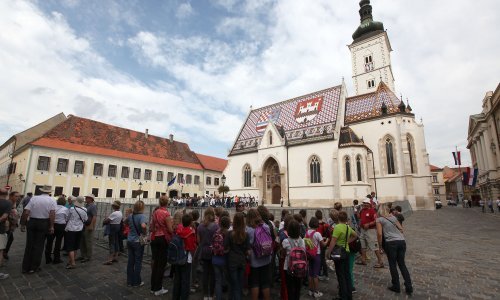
[218,185,230,194]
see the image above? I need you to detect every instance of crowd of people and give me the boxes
[170,195,259,208]
[0,185,414,299]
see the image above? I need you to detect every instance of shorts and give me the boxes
[359,228,378,251]
[249,263,271,289]
[64,231,82,251]
[0,233,7,250]
[308,254,321,277]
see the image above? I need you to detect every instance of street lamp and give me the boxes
[138,182,143,200]
[221,175,226,203]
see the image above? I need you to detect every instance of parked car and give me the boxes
[435,200,443,209]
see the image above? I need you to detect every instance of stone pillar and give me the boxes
[480,133,492,170]
[483,129,496,171]
[474,140,485,171]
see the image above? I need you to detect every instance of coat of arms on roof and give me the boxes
[294,97,323,123]
[255,108,281,134]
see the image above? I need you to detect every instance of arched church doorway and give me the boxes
[263,157,281,205]
[169,190,178,199]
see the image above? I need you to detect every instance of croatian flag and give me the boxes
[167,176,176,187]
[467,168,478,186]
[452,151,461,165]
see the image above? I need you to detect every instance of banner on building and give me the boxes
[452,151,461,166]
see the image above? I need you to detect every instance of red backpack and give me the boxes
[304,230,319,258]
[211,229,225,256]
[287,238,308,278]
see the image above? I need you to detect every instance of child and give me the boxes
[213,216,230,300]
[305,217,326,298]
[172,214,197,300]
[282,220,307,300]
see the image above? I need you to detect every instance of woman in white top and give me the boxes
[64,196,88,269]
[45,196,69,264]
[103,201,123,265]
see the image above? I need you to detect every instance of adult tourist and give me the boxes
[213,216,230,300]
[257,205,277,286]
[316,210,331,281]
[64,196,88,269]
[225,212,250,300]
[326,211,357,300]
[376,204,413,295]
[197,207,219,300]
[149,195,172,296]
[282,219,306,300]
[21,192,33,209]
[3,191,20,260]
[0,188,11,279]
[45,196,69,264]
[20,185,56,274]
[125,200,147,287]
[246,208,272,300]
[487,199,494,213]
[103,200,122,265]
[79,194,97,262]
[356,199,384,268]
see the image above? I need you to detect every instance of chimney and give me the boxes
[169,134,174,143]
[145,129,149,139]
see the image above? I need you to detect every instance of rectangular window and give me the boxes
[214,178,220,186]
[186,174,192,184]
[155,191,161,199]
[72,187,80,197]
[108,165,117,177]
[434,188,439,195]
[37,156,50,171]
[143,191,149,198]
[432,175,438,183]
[156,171,163,181]
[144,169,152,180]
[206,176,211,185]
[7,162,17,174]
[56,158,68,172]
[93,163,103,176]
[74,160,84,174]
[167,172,174,182]
[106,189,113,198]
[119,189,126,198]
[177,173,184,183]
[194,175,200,185]
[91,188,99,197]
[54,186,63,196]
[121,167,129,178]
[133,168,141,179]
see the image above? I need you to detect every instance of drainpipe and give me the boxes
[6,138,17,187]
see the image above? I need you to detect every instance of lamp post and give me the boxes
[138,182,143,200]
[221,175,226,203]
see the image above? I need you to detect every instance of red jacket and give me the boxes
[176,225,197,252]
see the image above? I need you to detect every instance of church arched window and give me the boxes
[310,156,321,183]
[345,156,351,182]
[386,138,396,174]
[356,155,362,181]
[367,76,375,89]
[243,164,252,187]
[269,132,273,145]
[407,134,417,173]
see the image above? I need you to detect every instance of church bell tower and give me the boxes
[348,0,396,96]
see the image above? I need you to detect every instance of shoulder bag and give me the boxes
[330,225,349,261]
[132,214,150,246]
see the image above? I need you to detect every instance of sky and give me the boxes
[0,0,499,168]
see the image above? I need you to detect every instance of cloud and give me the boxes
[176,3,194,19]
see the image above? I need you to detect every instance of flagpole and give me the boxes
[456,145,465,203]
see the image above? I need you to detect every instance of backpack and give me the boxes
[211,229,225,256]
[253,223,273,258]
[167,234,188,265]
[287,239,308,278]
[304,230,319,259]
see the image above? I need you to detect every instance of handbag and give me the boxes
[132,214,150,246]
[330,225,349,261]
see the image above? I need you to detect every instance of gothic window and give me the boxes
[269,132,273,145]
[345,156,352,182]
[243,164,252,187]
[367,78,376,88]
[407,134,417,174]
[356,155,362,181]
[364,55,373,72]
[386,138,396,174]
[310,156,321,183]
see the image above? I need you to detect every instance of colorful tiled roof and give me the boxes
[230,85,342,155]
[195,153,228,172]
[345,82,408,124]
[31,115,204,170]
[338,127,366,148]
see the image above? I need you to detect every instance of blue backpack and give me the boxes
[167,234,188,265]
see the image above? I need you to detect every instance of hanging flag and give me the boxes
[452,151,461,165]
[462,170,469,186]
[167,175,177,187]
[468,168,478,186]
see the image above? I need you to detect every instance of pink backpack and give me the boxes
[287,239,308,278]
[253,223,273,257]
[211,229,225,256]
[304,230,319,258]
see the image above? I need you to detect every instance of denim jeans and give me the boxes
[127,241,144,286]
[172,263,191,300]
[385,240,413,293]
[213,264,225,300]
[228,266,244,300]
[201,259,215,297]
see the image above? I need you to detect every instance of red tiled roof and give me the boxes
[430,164,442,171]
[31,115,204,170]
[345,82,406,124]
[196,153,228,172]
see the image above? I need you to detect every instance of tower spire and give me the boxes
[352,0,384,41]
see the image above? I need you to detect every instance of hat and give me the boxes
[362,198,371,204]
[39,185,52,193]
[111,200,121,208]
[74,196,85,207]
[84,194,95,200]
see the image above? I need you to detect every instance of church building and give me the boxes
[224,0,433,209]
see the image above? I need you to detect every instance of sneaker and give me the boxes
[132,282,144,287]
[308,290,314,296]
[0,273,9,280]
[313,291,323,298]
[352,287,357,294]
[154,288,168,296]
